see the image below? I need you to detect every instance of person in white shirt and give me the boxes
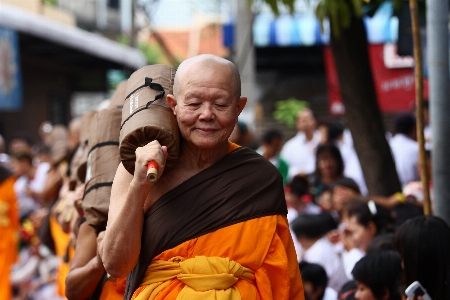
[328,122,368,196]
[281,108,321,181]
[285,175,322,260]
[292,213,349,292]
[389,113,419,187]
[11,151,50,219]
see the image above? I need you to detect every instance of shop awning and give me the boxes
[0,2,146,70]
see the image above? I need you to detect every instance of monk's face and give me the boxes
[169,61,246,149]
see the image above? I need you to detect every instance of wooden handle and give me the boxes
[146,161,159,182]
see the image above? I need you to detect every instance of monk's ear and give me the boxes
[237,97,247,116]
[166,94,177,115]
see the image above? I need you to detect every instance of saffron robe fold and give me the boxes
[125,147,304,299]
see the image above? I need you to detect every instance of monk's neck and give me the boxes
[180,143,228,170]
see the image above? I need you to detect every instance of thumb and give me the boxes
[162,146,168,161]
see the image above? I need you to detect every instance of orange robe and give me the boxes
[100,277,127,300]
[131,215,304,299]
[49,215,73,297]
[0,176,19,300]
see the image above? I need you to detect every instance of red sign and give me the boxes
[324,44,428,115]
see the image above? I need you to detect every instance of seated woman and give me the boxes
[351,250,402,300]
[340,198,395,254]
[393,215,450,300]
[309,143,360,205]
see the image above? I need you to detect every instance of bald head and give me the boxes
[173,54,241,100]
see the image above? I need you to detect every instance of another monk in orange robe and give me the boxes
[101,55,304,300]
[0,166,19,299]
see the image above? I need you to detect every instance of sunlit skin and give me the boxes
[167,61,247,159]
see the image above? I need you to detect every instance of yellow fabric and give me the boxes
[0,177,19,300]
[134,256,254,300]
[49,215,73,297]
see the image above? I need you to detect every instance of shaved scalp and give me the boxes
[173,54,241,100]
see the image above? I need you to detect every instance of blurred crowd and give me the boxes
[0,118,82,300]
[228,104,449,300]
[0,98,448,300]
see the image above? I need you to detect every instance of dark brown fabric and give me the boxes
[124,147,288,299]
[119,64,179,175]
[82,107,122,232]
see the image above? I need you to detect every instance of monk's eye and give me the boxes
[187,102,201,108]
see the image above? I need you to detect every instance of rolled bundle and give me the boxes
[76,110,97,184]
[108,80,127,108]
[48,125,69,166]
[119,64,179,175]
[82,106,122,232]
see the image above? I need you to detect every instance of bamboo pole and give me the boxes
[409,0,431,215]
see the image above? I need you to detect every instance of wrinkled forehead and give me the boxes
[174,57,239,98]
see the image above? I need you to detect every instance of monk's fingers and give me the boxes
[135,140,166,169]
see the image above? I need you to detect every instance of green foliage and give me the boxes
[261,0,296,15]
[273,98,309,127]
[116,34,130,46]
[138,42,163,65]
[43,0,57,6]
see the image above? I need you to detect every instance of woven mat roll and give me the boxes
[82,106,122,232]
[119,64,179,175]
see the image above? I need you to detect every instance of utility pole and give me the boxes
[232,0,256,125]
[131,0,137,47]
[426,0,450,225]
[409,0,431,215]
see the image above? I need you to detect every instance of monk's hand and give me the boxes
[134,140,168,186]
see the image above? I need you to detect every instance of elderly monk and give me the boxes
[100,54,304,299]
